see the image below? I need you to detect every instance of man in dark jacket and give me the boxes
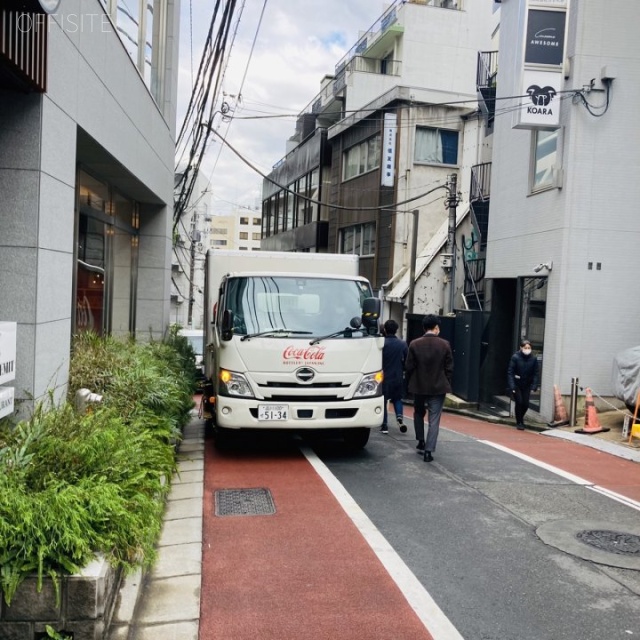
[507,338,539,430]
[381,319,408,434]
[405,314,453,462]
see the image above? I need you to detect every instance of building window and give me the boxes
[531,129,558,192]
[339,222,376,257]
[239,216,249,225]
[212,239,227,246]
[253,217,261,225]
[239,232,249,240]
[308,169,319,223]
[104,0,168,103]
[212,227,228,234]
[343,135,381,181]
[414,127,459,165]
[252,232,261,241]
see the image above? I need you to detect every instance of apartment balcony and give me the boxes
[464,162,491,311]
[0,9,48,92]
[476,50,498,125]
[470,162,491,251]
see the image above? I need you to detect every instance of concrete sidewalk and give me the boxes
[107,403,639,640]
[108,418,205,640]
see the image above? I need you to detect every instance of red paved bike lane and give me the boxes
[199,438,434,640]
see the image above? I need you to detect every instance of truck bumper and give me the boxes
[215,396,384,430]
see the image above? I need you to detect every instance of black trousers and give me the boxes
[514,386,531,423]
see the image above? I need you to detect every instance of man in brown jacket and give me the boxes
[405,314,453,462]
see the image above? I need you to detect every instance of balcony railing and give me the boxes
[476,51,498,90]
[0,10,48,92]
[334,0,463,81]
[470,162,491,203]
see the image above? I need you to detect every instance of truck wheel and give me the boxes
[343,427,370,450]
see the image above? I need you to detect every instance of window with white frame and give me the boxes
[414,127,459,165]
[340,222,376,257]
[343,135,381,181]
[103,0,168,103]
[531,129,558,192]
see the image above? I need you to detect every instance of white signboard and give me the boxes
[514,69,562,129]
[0,387,14,419]
[0,322,17,386]
[381,113,397,187]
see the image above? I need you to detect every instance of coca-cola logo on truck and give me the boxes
[282,345,326,365]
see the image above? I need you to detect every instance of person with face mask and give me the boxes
[507,339,539,430]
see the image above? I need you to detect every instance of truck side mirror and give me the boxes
[361,297,381,333]
[221,309,234,341]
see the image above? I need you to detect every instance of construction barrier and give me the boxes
[548,384,569,428]
[574,387,610,435]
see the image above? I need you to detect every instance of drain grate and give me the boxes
[215,488,276,517]
[576,530,640,556]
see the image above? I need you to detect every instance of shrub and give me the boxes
[0,331,195,605]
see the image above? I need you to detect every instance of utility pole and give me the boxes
[187,214,197,328]
[446,173,458,315]
[407,209,419,315]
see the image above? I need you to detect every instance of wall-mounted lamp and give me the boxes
[533,261,553,273]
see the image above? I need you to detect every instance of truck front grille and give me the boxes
[260,382,347,389]
[265,395,340,402]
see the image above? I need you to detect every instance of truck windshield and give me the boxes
[225,276,373,338]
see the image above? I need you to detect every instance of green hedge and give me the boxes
[0,329,195,605]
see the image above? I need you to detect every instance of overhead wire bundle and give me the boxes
[173,0,241,234]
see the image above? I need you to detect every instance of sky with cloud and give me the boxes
[176,0,388,216]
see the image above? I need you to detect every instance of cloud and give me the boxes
[177,0,385,214]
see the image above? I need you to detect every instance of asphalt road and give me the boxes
[315,416,640,640]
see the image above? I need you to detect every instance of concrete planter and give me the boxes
[0,556,122,640]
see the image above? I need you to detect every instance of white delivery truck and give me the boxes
[202,250,384,449]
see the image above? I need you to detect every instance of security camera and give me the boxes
[533,261,553,273]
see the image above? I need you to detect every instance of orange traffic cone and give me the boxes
[547,385,569,427]
[575,387,609,434]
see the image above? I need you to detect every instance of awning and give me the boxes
[385,205,469,303]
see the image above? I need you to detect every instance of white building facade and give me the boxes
[485,0,640,418]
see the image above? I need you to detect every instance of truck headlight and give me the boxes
[354,371,383,398]
[219,369,254,398]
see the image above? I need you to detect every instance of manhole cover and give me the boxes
[576,530,640,556]
[215,488,276,516]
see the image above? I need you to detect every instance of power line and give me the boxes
[208,126,449,212]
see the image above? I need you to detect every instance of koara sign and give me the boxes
[0,322,16,420]
[517,69,562,128]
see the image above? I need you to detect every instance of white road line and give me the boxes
[301,445,464,640]
[478,440,593,485]
[589,485,640,512]
[479,440,640,513]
